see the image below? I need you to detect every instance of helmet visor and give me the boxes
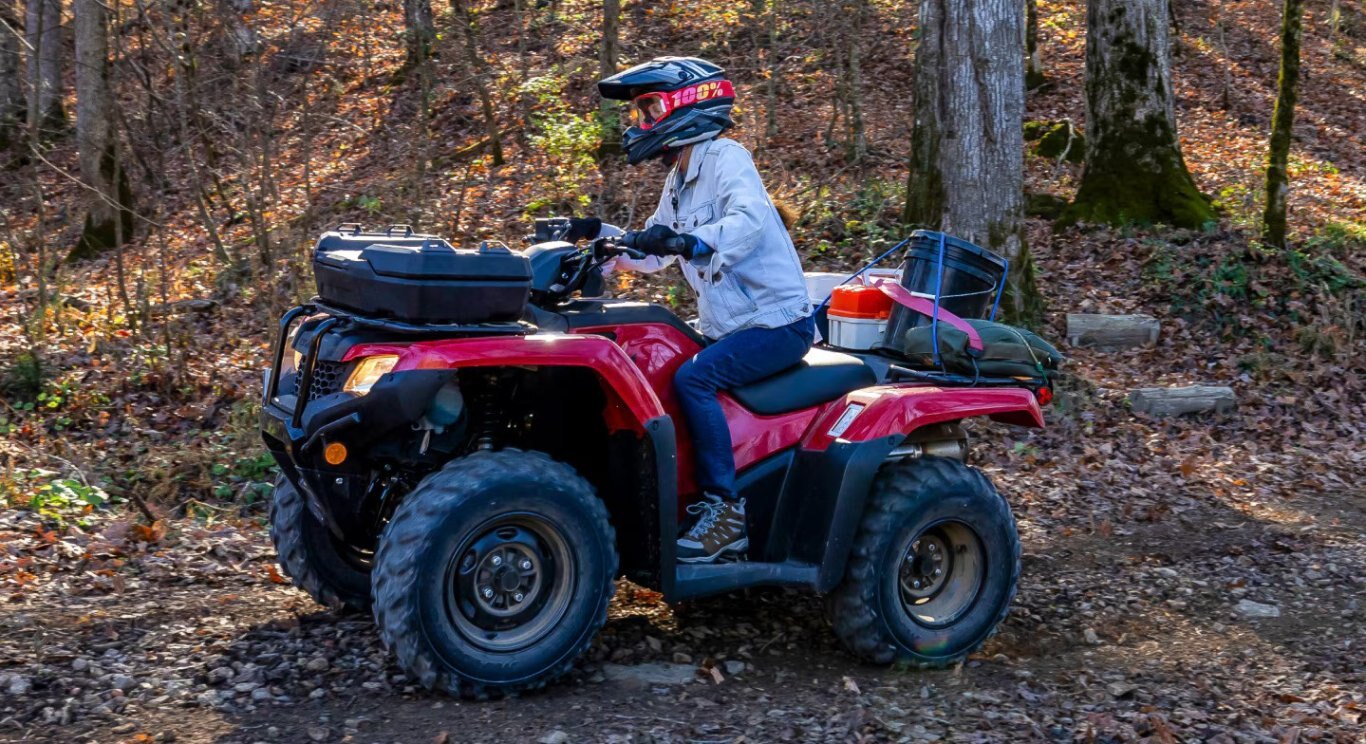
[629,80,735,131]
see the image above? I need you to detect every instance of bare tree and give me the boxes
[0,2,24,144]
[1261,0,1304,249]
[904,0,1039,320]
[404,0,434,70]
[25,0,62,131]
[1062,0,1213,229]
[1025,0,1046,89]
[72,0,134,260]
[453,0,504,166]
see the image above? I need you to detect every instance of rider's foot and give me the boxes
[677,495,747,564]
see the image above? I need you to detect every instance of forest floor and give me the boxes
[1,0,1364,741]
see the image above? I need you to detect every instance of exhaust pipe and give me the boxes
[887,439,967,462]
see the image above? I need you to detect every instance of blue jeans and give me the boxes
[673,315,816,500]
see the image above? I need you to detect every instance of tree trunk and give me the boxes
[1025,0,1046,89]
[72,0,135,261]
[904,0,1040,322]
[453,0,504,166]
[1261,0,1303,249]
[1062,0,1213,229]
[403,0,434,69]
[597,0,621,164]
[599,0,619,121]
[25,0,63,131]
[0,3,23,145]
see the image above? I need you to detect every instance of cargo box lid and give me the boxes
[317,241,532,281]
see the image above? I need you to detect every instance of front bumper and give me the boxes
[260,305,453,537]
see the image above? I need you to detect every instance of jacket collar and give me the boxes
[679,138,716,186]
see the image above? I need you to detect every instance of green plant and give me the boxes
[1,469,112,527]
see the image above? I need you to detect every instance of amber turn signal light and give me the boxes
[323,442,348,465]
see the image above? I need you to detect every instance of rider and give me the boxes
[566,57,814,564]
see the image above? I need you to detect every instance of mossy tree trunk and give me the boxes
[1261,0,1304,249]
[904,0,1041,323]
[0,3,23,147]
[72,0,135,261]
[1061,0,1214,229]
[25,0,64,132]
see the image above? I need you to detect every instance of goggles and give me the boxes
[629,80,734,130]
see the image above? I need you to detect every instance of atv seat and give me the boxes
[731,348,877,416]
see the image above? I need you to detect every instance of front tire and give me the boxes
[371,450,617,698]
[268,476,373,611]
[828,457,1020,667]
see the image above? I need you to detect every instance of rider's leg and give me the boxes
[672,315,815,562]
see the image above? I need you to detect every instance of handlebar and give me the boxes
[596,236,647,261]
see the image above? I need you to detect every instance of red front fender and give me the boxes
[802,384,1044,451]
[343,334,666,431]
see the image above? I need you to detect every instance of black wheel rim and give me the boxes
[895,520,986,628]
[443,513,575,653]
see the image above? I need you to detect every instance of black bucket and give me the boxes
[879,230,1008,350]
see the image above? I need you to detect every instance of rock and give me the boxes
[1082,628,1101,645]
[1154,567,1179,579]
[207,667,235,685]
[307,726,329,742]
[251,687,272,703]
[1107,682,1137,698]
[600,662,696,686]
[1129,386,1236,416]
[304,657,329,673]
[723,660,745,676]
[538,731,569,744]
[1066,313,1160,350]
[5,675,30,695]
[671,652,693,664]
[109,674,137,691]
[1235,599,1281,618]
[72,658,90,672]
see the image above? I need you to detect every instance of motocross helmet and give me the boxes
[598,56,735,165]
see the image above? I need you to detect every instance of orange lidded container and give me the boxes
[828,284,894,320]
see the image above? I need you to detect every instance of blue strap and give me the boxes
[932,232,946,369]
[814,237,912,315]
[989,257,1008,321]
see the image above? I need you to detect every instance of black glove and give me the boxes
[563,217,602,242]
[625,224,699,259]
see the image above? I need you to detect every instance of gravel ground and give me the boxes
[0,458,1361,744]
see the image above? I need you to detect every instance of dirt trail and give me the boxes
[0,485,1360,744]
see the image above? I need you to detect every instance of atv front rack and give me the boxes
[265,301,532,429]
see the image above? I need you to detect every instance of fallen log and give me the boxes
[1067,313,1160,350]
[1129,385,1236,416]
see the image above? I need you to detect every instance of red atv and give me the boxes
[261,222,1048,698]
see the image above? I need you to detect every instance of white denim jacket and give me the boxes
[609,137,812,340]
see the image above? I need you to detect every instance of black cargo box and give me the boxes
[312,225,532,324]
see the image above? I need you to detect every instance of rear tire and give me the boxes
[827,457,1020,667]
[371,450,617,699]
[269,476,373,611]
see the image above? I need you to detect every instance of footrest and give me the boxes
[672,560,818,602]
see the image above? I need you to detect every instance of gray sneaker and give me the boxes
[677,495,747,563]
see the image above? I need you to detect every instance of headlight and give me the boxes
[343,355,399,395]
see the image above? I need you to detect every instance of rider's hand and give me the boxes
[626,224,699,259]
[564,217,603,242]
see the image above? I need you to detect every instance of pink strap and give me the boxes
[872,280,985,351]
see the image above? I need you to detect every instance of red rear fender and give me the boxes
[343,335,666,431]
[802,384,1044,451]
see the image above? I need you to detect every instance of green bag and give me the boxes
[898,319,1063,379]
